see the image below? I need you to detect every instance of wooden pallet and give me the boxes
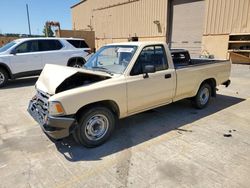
[229,52,250,64]
[228,33,250,64]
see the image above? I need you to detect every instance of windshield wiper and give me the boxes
[91,66,114,76]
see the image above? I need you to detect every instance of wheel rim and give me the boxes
[73,63,82,68]
[200,87,210,105]
[85,114,109,141]
[0,72,5,85]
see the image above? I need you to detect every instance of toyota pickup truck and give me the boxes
[28,42,231,147]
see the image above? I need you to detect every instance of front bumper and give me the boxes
[28,100,75,139]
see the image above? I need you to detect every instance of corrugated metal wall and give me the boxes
[72,0,250,55]
[71,0,94,31]
[204,0,250,34]
[72,0,168,39]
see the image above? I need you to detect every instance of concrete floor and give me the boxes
[0,64,250,188]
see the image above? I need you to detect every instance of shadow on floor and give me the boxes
[54,94,245,161]
[2,77,38,89]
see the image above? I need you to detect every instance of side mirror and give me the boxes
[143,65,156,78]
[10,49,16,55]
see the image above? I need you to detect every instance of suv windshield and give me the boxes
[0,41,16,53]
[84,45,137,74]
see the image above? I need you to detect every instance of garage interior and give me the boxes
[70,0,250,62]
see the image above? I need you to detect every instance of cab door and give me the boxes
[126,45,176,114]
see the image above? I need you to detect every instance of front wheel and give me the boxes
[73,106,115,147]
[0,68,8,88]
[192,83,212,109]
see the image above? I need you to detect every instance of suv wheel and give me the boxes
[192,83,212,109]
[74,106,115,147]
[0,68,8,88]
[69,59,85,68]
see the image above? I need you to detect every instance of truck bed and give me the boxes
[173,59,231,102]
[171,49,228,68]
[175,59,228,69]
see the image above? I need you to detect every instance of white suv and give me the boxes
[0,37,91,87]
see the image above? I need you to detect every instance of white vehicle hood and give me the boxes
[36,64,112,95]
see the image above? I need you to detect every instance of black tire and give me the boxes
[69,59,84,68]
[72,127,81,144]
[73,106,115,147]
[0,68,8,88]
[192,83,212,109]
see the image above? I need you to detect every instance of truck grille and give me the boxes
[28,90,50,125]
[36,90,49,112]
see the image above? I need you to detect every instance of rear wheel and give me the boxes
[69,59,85,68]
[73,106,115,147]
[0,68,8,88]
[192,83,212,109]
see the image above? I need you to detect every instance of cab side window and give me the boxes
[15,41,39,54]
[130,45,168,76]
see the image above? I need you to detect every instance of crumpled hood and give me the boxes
[36,64,112,95]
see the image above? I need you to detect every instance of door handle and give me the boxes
[165,74,172,79]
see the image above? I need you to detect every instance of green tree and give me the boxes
[43,25,54,37]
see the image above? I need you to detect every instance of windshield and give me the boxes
[84,45,138,74]
[0,41,16,53]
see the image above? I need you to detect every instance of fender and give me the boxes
[194,78,217,97]
[0,62,13,79]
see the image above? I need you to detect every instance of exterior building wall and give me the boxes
[202,35,230,59]
[71,0,168,48]
[204,0,250,35]
[202,0,250,59]
[71,0,95,31]
[72,0,250,59]
[95,36,167,49]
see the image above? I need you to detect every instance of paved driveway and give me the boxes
[0,64,250,188]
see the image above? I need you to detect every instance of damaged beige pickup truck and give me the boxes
[28,42,231,147]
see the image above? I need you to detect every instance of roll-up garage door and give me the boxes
[169,0,205,58]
